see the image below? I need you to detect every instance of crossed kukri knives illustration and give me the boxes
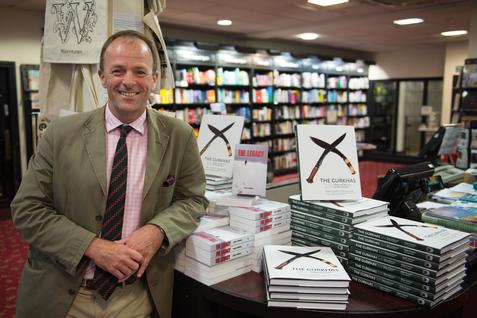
[199,122,235,156]
[306,133,356,183]
[274,249,337,270]
[375,219,437,241]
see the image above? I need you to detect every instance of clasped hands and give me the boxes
[85,224,165,281]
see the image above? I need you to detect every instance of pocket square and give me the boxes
[162,175,176,187]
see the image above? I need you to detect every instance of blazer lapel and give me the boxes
[83,108,107,196]
[143,108,169,200]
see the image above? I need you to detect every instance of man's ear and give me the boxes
[98,69,107,88]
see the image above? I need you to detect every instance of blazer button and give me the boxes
[68,289,76,295]
[95,215,103,222]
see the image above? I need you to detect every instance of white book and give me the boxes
[353,216,470,255]
[296,124,361,200]
[231,218,291,234]
[268,285,349,294]
[186,245,253,266]
[194,215,230,233]
[215,194,260,208]
[254,224,292,240]
[186,226,254,252]
[185,264,252,286]
[232,143,268,197]
[229,212,291,227]
[184,254,253,277]
[198,114,245,178]
[255,230,293,247]
[263,245,350,287]
[229,200,291,220]
[269,291,349,301]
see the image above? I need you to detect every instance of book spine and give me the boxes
[421,213,477,233]
[348,250,439,278]
[348,260,437,292]
[289,202,353,225]
[289,197,351,218]
[350,273,435,307]
[291,219,351,244]
[292,209,353,232]
[348,253,437,284]
[353,227,441,255]
[348,267,437,300]
[291,223,351,245]
[292,230,349,253]
[350,241,441,270]
[352,233,442,263]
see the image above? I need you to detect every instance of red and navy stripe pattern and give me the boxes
[92,125,132,300]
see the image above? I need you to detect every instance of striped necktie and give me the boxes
[92,124,133,300]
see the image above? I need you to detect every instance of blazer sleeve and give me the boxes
[147,128,208,253]
[11,121,96,276]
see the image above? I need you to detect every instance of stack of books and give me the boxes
[206,176,233,191]
[288,194,389,265]
[176,226,254,285]
[263,245,351,310]
[349,216,470,307]
[205,190,231,216]
[228,199,293,272]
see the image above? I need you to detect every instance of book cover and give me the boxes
[197,114,245,178]
[296,125,361,200]
[232,143,268,197]
[263,245,350,287]
[422,205,477,233]
[353,216,470,255]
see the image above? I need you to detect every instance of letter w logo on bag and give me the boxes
[50,0,97,44]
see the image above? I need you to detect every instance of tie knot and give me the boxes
[120,125,133,137]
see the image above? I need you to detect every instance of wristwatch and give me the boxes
[158,226,169,253]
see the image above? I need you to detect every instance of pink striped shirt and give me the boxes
[85,106,148,279]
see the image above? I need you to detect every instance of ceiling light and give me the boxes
[308,0,349,6]
[441,30,467,37]
[393,18,424,26]
[296,32,320,40]
[217,19,232,26]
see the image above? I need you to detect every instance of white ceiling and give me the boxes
[1,0,473,53]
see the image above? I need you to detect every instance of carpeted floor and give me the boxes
[0,160,405,317]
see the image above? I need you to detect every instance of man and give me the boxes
[11,30,207,318]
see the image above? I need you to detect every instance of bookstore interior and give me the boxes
[2,0,477,317]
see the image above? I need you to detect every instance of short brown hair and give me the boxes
[99,30,158,72]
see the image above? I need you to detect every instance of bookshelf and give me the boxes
[20,64,41,161]
[451,59,477,125]
[153,45,371,175]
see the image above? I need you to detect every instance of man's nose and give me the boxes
[122,71,135,85]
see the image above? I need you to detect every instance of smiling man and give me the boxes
[11,30,207,318]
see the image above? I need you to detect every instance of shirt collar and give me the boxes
[105,106,147,135]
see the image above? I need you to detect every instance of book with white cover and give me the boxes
[186,226,254,252]
[353,216,470,255]
[232,143,268,197]
[296,124,361,200]
[215,194,260,208]
[197,114,245,178]
[229,200,291,220]
[263,245,350,287]
[186,245,253,266]
[230,212,291,227]
[231,217,291,234]
[194,215,230,233]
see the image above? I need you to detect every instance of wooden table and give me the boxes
[172,269,477,318]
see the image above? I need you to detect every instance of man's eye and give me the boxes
[136,70,147,77]
[112,69,124,76]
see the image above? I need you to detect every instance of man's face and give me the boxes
[99,37,158,123]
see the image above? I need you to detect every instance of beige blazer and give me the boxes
[11,107,207,318]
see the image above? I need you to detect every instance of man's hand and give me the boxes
[117,224,164,278]
[85,238,144,280]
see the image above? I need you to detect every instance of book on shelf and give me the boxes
[353,216,470,255]
[232,143,268,197]
[296,124,361,200]
[197,114,245,178]
[186,244,253,266]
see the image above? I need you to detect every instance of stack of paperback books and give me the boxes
[349,216,470,307]
[206,176,233,191]
[229,199,293,272]
[288,194,389,265]
[263,245,351,310]
[177,226,254,285]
